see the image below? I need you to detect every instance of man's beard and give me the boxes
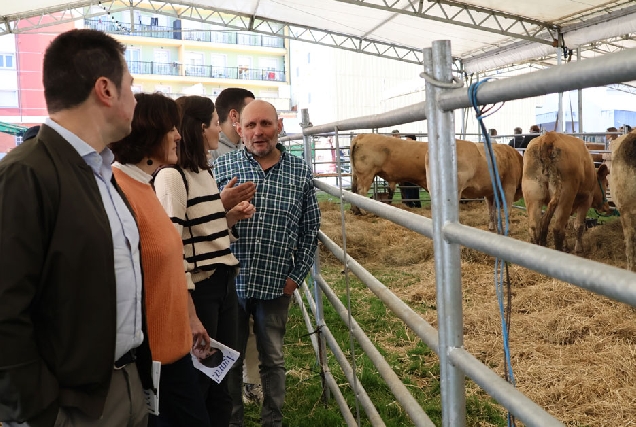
[248,143,273,158]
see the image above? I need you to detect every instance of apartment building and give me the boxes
[0,9,293,153]
[84,10,292,113]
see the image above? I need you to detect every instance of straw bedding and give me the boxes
[318,200,636,426]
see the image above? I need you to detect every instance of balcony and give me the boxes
[127,60,286,82]
[84,19,285,48]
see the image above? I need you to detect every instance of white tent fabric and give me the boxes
[3,0,636,73]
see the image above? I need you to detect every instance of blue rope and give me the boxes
[467,80,516,427]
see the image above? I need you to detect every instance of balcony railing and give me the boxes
[126,60,286,82]
[84,19,285,48]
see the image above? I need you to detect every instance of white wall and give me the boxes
[289,42,425,135]
[289,41,542,138]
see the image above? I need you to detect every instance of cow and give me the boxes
[425,139,524,232]
[522,132,610,254]
[349,134,428,214]
[608,131,636,270]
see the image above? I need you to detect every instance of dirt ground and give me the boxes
[318,199,636,426]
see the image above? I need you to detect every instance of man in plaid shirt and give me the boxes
[213,100,320,427]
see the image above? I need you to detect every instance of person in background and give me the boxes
[0,29,151,427]
[109,92,211,427]
[605,126,619,145]
[508,127,524,148]
[601,126,624,172]
[214,100,321,427]
[391,129,400,137]
[211,87,261,406]
[489,128,498,137]
[619,124,633,134]
[209,87,255,162]
[400,134,422,208]
[521,124,541,149]
[154,95,255,427]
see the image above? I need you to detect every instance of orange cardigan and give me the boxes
[113,167,192,365]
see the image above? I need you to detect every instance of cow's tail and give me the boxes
[536,133,561,246]
[349,135,360,195]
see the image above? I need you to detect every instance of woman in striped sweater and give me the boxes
[109,92,210,427]
[153,95,255,427]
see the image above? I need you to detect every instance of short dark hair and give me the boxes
[110,93,179,164]
[607,127,618,132]
[405,134,417,140]
[43,29,126,113]
[176,95,215,173]
[514,127,522,134]
[215,88,255,123]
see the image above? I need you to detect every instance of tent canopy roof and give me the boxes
[3,1,636,73]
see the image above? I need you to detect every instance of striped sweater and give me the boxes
[112,164,192,365]
[154,166,238,290]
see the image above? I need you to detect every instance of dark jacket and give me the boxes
[521,133,539,149]
[0,125,152,427]
[508,135,524,148]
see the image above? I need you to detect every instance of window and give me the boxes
[0,90,18,107]
[237,55,252,80]
[210,54,227,78]
[0,54,15,69]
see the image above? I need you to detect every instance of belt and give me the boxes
[114,348,137,370]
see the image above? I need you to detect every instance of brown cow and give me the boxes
[608,131,636,270]
[425,140,524,231]
[522,132,610,254]
[349,134,428,214]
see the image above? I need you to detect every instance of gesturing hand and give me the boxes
[220,177,256,210]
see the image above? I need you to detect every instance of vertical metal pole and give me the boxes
[458,60,466,139]
[424,41,466,427]
[557,37,564,132]
[301,108,329,403]
[301,109,313,172]
[577,47,583,133]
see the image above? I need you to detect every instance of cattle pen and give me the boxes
[281,41,636,427]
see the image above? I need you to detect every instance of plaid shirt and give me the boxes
[213,145,321,300]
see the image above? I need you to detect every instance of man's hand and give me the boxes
[220,177,256,210]
[226,201,256,228]
[283,278,298,296]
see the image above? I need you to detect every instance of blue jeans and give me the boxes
[191,266,239,427]
[228,295,291,427]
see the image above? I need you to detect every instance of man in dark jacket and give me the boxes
[0,29,151,427]
[508,127,524,148]
[521,124,541,149]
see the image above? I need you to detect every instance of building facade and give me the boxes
[84,9,291,112]
[0,8,293,153]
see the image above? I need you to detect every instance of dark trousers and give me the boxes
[191,266,239,427]
[149,354,210,427]
[228,295,292,427]
[399,182,421,208]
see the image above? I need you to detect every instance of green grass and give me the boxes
[243,265,507,426]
